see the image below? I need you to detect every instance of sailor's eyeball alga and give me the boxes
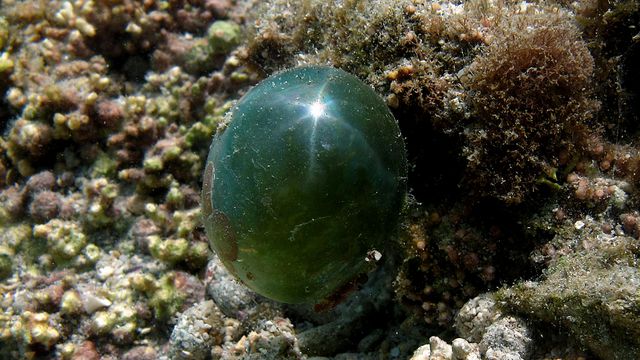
[202,66,407,303]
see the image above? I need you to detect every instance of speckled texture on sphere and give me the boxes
[202,66,407,303]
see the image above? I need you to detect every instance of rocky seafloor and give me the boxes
[0,0,639,359]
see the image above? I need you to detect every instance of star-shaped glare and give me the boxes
[308,100,326,119]
[268,80,372,182]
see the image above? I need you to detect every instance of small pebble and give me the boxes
[82,293,112,313]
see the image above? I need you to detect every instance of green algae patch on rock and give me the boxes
[202,66,407,304]
[497,237,640,359]
[0,252,13,280]
[207,20,242,55]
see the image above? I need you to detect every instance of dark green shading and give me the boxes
[202,66,407,303]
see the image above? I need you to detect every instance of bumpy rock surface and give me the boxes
[168,300,225,360]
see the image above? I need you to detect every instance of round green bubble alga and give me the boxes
[202,66,407,303]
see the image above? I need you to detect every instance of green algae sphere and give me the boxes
[202,66,407,303]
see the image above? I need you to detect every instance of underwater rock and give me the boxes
[205,255,259,318]
[169,300,225,360]
[451,338,481,360]
[499,236,640,359]
[454,294,501,343]
[479,316,532,360]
